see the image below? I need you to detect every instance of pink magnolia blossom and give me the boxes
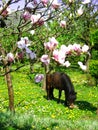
[15,52,24,60]
[41,0,49,6]
[35,74,44,83]
[0,6,12,17]
[65,44,73,55]
[31,14,40,24]
[44,37,58,50]
[22,11,31,21]
[60,45,68,54]
[6,52,14,63]
[72,43,82,54]
[49,37,58,46]
[40,54,50,65]
[52,49,59,60]
[57,51,66,64]
[33,0,40,5]
[31,14,44,25]
[82,45,89,53]
[50,0,60,9]
[53,49,70,66]
[53,49,66,64]
[60,20,66,28]
[44,42,53,50]
[1,10,8,17]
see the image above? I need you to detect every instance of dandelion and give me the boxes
[51,114,56,118]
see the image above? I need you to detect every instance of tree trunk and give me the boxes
[0,44,15,112]
[42,64,49,90]
[5,65,15,112]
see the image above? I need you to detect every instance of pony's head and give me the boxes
[68,91,77,108]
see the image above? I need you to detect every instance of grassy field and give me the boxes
[0,66,98,130]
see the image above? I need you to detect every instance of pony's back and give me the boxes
[61,73,75,94]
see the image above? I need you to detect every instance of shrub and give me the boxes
[91,49,98,60]
[89,60,98,86]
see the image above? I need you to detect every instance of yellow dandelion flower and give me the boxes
[51,114,55,118]
[46,128,51,130]
[32,125,35,128]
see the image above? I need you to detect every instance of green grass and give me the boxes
[0,66,98,130]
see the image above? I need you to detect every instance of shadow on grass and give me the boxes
[44,95,97,112]
[75,100,97,112]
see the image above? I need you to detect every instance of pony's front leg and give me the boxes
[50,88,54,99]
[64,91,68,106]
[58,90,62,103]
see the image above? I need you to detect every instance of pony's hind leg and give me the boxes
[57,90,62,103]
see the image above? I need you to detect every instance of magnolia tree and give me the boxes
[0,0,65,112]
[0,0,97,112]
[35,36,89,83]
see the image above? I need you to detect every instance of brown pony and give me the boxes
[46,72,77,108]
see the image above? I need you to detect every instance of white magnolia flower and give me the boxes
[63,61,71,67]
[60,20,66,28]
[30,52,36,59]
[30,30,35,35]
[78,61,87,71]
[0,6,3,11]
[6,52,14,62]
[77,6,83,16]
[69,0,74,3]
[7,7,12,14]
[25,47,32,54]
[0,55,2,61]
[82,0,91,4]
[78,61,83,66]
[17,37,31,49]
[60,45,67,53]
[82,45,89,53]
